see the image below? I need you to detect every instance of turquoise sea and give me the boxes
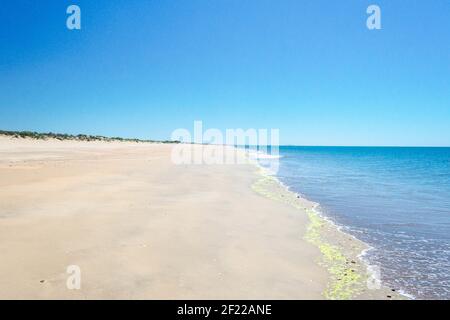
[257,146,450,299]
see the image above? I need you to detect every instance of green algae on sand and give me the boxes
[251,168,366,300]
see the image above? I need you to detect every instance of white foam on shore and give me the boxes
[244,147,415,300]
[358,247,416,300]
[246,150,283,160]
[312,207,416,300]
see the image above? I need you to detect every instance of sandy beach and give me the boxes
[0,136,399,299]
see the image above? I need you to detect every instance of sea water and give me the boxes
[257,146,450,299]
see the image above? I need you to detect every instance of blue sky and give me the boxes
[0,0,449,146]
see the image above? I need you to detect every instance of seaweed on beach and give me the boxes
[251,168,366,300]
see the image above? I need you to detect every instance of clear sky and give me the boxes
[1,0,449,146]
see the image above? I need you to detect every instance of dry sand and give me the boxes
[0,136,398,299]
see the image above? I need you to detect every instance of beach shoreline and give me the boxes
[0,136,400,299]
[249,160,404,300]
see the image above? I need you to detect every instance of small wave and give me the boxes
[246,150,283,160]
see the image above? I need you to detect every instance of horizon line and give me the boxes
[1,129,449,148]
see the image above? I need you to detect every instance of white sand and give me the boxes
[0,136,398,299]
